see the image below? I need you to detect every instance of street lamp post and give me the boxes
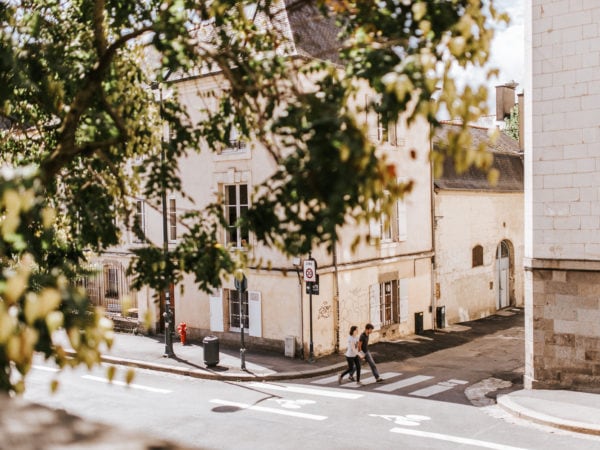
[152,80,175,358]
[304,252,317,363]
[235,272,248,370]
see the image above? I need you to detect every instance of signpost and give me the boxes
[234,272,248,370]
[304,254,317,362]
[305,275,319,295]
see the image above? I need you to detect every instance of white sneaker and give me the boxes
[356,381,364,386]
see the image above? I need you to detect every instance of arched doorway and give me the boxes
[496,240,511,309]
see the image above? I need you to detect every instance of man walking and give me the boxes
[358,323,383,382]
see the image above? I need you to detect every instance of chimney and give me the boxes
[517,91,524,151]
[495,81,518,121]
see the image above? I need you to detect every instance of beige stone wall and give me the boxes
[526,263,600,390]
[434,191,524,324]
[99,70,435,356]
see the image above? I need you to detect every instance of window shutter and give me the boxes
[399,279,409,323]
[388,118,398,146]
[209,289,224,332]
[397,199,407,241]
[369,199,381,241]
[369,283,381,330]
[248,290,262,337]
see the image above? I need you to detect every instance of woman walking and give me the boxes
[338,325,362,386]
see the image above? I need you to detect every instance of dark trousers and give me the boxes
[341,356,361,381]
[364,350,380,379]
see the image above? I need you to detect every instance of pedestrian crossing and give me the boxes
[310,372,469,398]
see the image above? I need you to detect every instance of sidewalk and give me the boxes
[79,332,346,381]
[497,389,600,436]
[67,308,600,437]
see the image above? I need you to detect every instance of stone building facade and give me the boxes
[90,0,435,357]
[433,124,524,325]
[524,1,600,390]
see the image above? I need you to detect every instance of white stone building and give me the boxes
[524,1,600,389]
[90,0,435,357]
[433,123,524,325]
[86,1,529,359]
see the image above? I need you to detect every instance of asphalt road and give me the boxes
[23,327,600,450]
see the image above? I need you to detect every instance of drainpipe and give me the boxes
[429,125,437,330]
[293,259,305,359]
[332,237,340,353]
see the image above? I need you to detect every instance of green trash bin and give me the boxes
[203,335,220,367]
[436,305,446,329]
[414,311,424,335]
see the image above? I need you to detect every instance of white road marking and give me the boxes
[369,414,431,426]
[81,375,172,394]
[374,375,434,393]
[313,372,402,386]
[271,398,316,409]
[247,382,363,399]
[342,372,402,388]
[311,374,340,385]
[210,399,327,421]
[409,379,469,397]
[390,428,528,450]
[32,365,60,373]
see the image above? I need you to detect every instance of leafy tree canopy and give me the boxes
[0,0,506,393]
[503,104,519,141]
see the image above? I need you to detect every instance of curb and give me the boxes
[67,350,346,382]
[497,394,600,436]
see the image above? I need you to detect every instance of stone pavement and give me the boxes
[64,308,600,437]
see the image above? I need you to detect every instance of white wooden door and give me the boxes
[248,290,262,337]
[496,242,510,309]
[209,291,224,332]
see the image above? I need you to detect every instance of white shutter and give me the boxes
[248,290,262,337]
[397,177,408,242]
[369,283,381,330]
[396,198,408,242]
[399,279,409,323]
[209,290,224,332]
[369,199,381,240]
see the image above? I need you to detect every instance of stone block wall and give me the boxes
[525,261,600,391]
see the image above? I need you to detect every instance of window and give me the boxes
[224,184,249,247]
[228,289,248,329]
[472,245,484,267]
[375,107,399,146]
[369,279,409,329]
[132,200,145,243]
[224,126,247,153]
[169,198,177,241]
[104,266,119,298]
[380,201,392,241]
[369,193,408,243]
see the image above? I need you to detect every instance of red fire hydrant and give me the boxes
[177,322,187,345]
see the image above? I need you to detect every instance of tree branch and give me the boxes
[93,0,108,57]
[41,25,155,182]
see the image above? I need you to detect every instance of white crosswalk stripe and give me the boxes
[311,372,470,397]
[312,372,402,386]
[341,372,402,388]
[374,375,434,393]
[311,374,341,385]
[409,379,469,397]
